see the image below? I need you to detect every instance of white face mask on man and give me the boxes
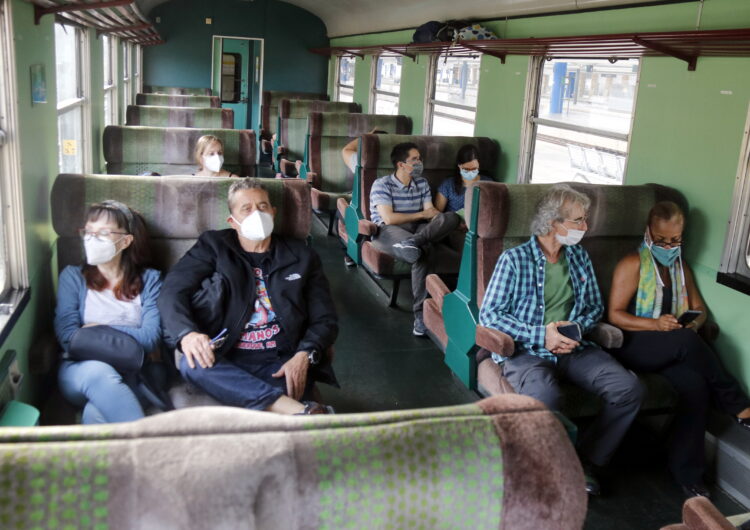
[84,237,123,265]
[203,154,224,173]
[232,210,274,241]
[555,225,586,246]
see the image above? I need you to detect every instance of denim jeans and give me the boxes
[58,359,145,424]
[179,351,308,410]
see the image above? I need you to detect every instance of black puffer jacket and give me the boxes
[158,230,338,382]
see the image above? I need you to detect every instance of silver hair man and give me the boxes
[227,177,269,211]
[530,184,591,236]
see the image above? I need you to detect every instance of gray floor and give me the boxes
[308,215,748,529]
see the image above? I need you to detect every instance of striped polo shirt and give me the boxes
[370,174,432,225]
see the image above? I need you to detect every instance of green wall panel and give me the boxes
[353,56,372,113]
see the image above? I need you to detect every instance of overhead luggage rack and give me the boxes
[25,0,163,45]
[311,28,750,71]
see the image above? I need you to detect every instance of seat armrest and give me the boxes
[475,325,515,357]
[336,197,349,218]
[307,171,320,189]
[425,274,450,310]
[278,158,297,178]
[681,496,736,530]
[586,323,623,349]
[699,320,720,342]
[358,219,377,237]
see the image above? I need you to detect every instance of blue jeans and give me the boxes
[179,351,308,410]
[58,360,145,424]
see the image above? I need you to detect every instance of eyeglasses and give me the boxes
[652,238,682,248]
[78,228,127,241]
[564,216,588,227]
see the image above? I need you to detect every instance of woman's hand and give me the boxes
[654,314,681,332]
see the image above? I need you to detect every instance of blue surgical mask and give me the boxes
[409,161,424,179]
[460,168,479,181]
[651,244,681,267]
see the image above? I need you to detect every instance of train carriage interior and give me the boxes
[0,0,749,528]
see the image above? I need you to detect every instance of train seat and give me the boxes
[125,105,234,128]
[305,113,412,236]
[103,125,256,176]
[340,133,498,307]
[45,174,313,410]
[275,99,360,167]
[429,181,684,417]
[0,394,587,529]
[661,496,750,530]
[143,85,213,96]
[135,93,221,108]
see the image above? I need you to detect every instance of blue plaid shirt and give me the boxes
[479,236,604,362]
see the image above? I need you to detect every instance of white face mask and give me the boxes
[84,237,123,265]
[555,226,586,246]
[232,210,274,241]
[203,154,224,173]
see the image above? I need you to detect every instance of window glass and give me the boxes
[55,23,86,173]
[55,24,79,103]
[57,102,83,173]
[102,35,112,86]
[372,56,402,115]
[337,56,355,102]
[528,58,639,185]
[428,54,481,136]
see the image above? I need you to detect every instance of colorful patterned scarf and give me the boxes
[635,236,689,319]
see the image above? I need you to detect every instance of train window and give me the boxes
[370,56,402,115]
[521,58,639,185]
[55,23,90,173]
[425,54,481,136]
[102,35,118,126]
[121,40,132,124]
[718,106,750,294]
[335,56,355,102]
[134,44,142,94]
[221,53,242,103]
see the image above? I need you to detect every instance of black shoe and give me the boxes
[392,238,422,264]
[735,416,750,432]
[582,463,602,496]
[681,483,711,499]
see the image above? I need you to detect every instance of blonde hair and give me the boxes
[194,135,224,168]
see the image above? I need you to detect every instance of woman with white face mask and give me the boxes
[194,135,239,178]
[609,201,750,498]
[435,144,492,214]
[55,201,164,424]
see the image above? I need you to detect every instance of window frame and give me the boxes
[133,43,142,94]
[121,39,132,124]
[55,23,92,174]
[369,54,402,115]
[517,55,640,184]
[102,34,118,126]
[718,101,750,295]
[335,55,355,102]
[423,53,481,136]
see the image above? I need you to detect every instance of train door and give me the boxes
[211,36,263,131]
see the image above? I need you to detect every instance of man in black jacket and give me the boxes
[158,178,338,414]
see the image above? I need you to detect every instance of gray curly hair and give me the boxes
[530,184,591,236]
[227,177,269,212]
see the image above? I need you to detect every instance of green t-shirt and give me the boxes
[544,254,574,325]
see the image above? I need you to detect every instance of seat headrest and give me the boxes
[279,100,360,119]
[308,113,412,139]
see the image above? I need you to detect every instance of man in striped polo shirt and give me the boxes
[370,142,460,336]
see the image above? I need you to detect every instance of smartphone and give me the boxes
[557,323,582,342]
[677,310,702,326]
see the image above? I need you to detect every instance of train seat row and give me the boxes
[136,93,221,108]
[144,85,213,96]
[125,105,234,129]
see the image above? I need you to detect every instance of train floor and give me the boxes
[309,215,748,529]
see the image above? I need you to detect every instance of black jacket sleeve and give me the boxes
[295,247,338,355]
[157,232,219,349]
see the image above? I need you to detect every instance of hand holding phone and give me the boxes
[556,322,582,342]
[677,310,702,327]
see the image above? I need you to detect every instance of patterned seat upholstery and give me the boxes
[432,181,683,417]
[135,94,220,108]
[0,394,587,529]
[103,125,256,176]
[260,90,328,139]
[341,134,497,305]
[143,85,213,96]
[276,99,360,163]
[125,105,234,128]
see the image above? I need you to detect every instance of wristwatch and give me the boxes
[307,349,321,366]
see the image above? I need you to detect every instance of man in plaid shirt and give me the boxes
[479,184,644,496]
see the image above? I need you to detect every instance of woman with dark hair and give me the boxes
[55,200,163,424]
[435,144,492,213]
[609,201,750,498]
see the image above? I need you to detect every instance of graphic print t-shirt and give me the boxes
[232,251,283,359]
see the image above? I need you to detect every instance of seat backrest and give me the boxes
[464,181,687,305]
[135,94,221,108]
[0,394,586,529]
[357,134,499,222]
[278,100,361,161]
[103,126,256,176]
[143,86,212,96]
[261,90,328,136]
[125,105,234,128]
[50,174,311,273]
[308,114,413,195]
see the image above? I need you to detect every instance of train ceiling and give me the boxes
[135,0,661,38]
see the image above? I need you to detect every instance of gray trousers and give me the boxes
[502,346,645,467]
[372,212,460,314]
